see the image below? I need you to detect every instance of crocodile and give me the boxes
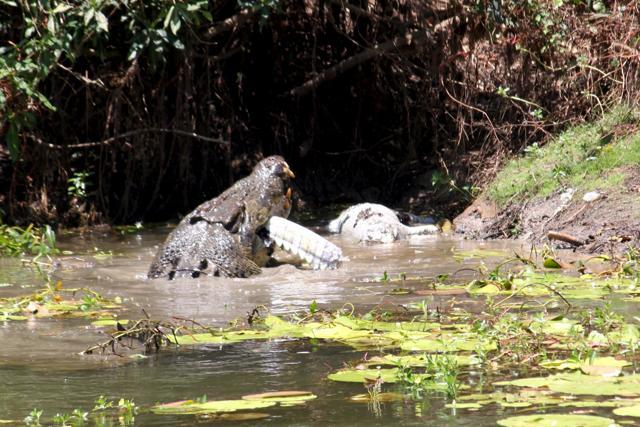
[328,203,439,243]
[147,156,295,279]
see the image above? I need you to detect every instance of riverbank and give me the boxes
[454,107,640,253]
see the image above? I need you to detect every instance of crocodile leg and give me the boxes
[264,216,343,270]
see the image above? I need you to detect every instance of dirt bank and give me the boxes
[454,166,640,254]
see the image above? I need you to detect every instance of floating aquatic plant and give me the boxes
[151,391,316,416]
[497,414,615,427]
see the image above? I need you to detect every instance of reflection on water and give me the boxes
[0,227,522,425]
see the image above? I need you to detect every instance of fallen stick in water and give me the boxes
[547,231,584,246]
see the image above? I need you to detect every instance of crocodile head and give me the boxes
[254,155,295,181]
[237,156,296,264]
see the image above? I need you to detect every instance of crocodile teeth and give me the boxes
[265,216,342,270]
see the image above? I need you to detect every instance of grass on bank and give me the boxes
[487,106,640,206]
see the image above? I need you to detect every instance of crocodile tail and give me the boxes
[266,216,343,270]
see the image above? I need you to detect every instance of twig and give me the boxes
[288,30,430,97]
[56,63,106,89]
[441,78,500,144]
[81,318,176,355]
[204,8,256,39]
[29,128,230,150]
[564,204,588,224]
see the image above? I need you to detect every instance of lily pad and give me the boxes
[540,356,629,376]
[581,364,623,377]
[242,391,316,405]
[333,315,440,332]
[0,314,28,321]
[327,368,401,383]
[400,335,496,352]
[151,399,276,415]
[172,330,280,345]
[498,401,532,408]
[366,353,480,368]
[560,400,639,408]
[466,280,502,294]
[497,414,616,427]
[614,405,640,417]
[457,391,563,408]
[444,402,482,409]
[350,392,404,402]
[497,372,640,397]
[529,317,583,336]
[466,268,637,300]
[91,318,130,327]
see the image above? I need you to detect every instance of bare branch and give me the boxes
[288,31,429,97]
[29,128,230,150]
[204,8,256,40]
[288,16,461,97]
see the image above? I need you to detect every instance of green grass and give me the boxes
[0,224,58,257]
[487,106,640,206]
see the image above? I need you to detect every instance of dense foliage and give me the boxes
[0,0,638,225]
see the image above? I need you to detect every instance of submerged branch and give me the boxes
[82,319,178,356]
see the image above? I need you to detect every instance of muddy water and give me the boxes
[0,227,522,425]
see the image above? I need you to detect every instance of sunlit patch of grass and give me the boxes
[487,106,640,206]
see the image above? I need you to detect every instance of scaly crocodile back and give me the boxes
[265,216,342,270]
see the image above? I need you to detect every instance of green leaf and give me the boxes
[95,11,109,32]
[613,404,640,417]
[170,14,181,35]
[309,300,318,314]
[52,3,72,13]
[151,399,275,415]
[172,38,185,50]
[84,8,95,26]
[241,391,316,405]
[127,46,140,61]
[543,257,562,268]
[33,91,56,111]
[327,368,401,383]
[496,372,640,397]
[541,356,630,373]
[163,6,175,30]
